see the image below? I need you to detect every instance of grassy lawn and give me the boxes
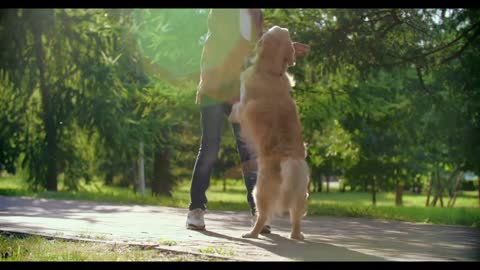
[1,175,479,228]
[0,232,220,261]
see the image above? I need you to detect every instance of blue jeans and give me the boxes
[189,96,257,214]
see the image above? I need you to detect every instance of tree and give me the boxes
[0,71,26,174]
[264,9,480,206]
[0,9,140,190]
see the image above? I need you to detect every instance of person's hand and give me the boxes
[293,42,310,58]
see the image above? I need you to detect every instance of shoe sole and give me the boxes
[187,223,206,231]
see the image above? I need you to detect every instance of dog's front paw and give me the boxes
[242,232,259,238]
[290,232,304,240]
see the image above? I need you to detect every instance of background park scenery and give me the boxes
[1,8,479,236]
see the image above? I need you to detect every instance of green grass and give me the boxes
[158,238,177,246]
[1,175,479,228]
[0,233,220,261]
[198,246,235,256]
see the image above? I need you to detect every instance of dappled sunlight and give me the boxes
[2,175,479,228]
[1,194,479,261]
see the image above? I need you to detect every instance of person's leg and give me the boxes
[231,121,257,213]
[224,102,256,213]
[189,100,225,211]
[226,104,272,234]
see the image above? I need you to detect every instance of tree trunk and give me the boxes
[448,172,463,208]
[445,168,459,202]
[326,175,330,193]
[362,179,367,192]
[395,180,403,206]
[31,14,57,191]
[426,175,433,207]
[435,185,444,208]
[432,166,443,207]
[318,175,324,192]
[432,195,438,207]
[439,168,459,208]
[371,177,376,206]
[340,181,346,192]
[151,148,173,197]
[478,177,480,207]
[439,191,444,207]
[138,142,145,196]
[131,161,138,191]
[105,170,114,186]
[223,177,227,192]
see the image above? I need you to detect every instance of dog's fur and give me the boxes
[230,26,310,240]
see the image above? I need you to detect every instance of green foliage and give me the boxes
[262,9,480,205]
[0,9,479,207]
[461,180,476,191]
[0,71,26,174]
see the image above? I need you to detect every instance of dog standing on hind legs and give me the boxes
[229,26,310,240]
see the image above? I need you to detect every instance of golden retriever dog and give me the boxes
[230,26,309,240]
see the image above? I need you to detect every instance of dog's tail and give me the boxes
[277,158,309,216]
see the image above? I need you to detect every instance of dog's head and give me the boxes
[255,26,296,75]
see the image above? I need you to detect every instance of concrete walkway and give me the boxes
[0,195,479,261]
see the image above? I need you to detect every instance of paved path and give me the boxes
[0,196,479,261]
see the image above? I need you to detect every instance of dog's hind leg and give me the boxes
[289,198,306,240]
[242,168,277,239]
[280,158,309,240]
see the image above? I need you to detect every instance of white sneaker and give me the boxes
[186,208,206,230]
